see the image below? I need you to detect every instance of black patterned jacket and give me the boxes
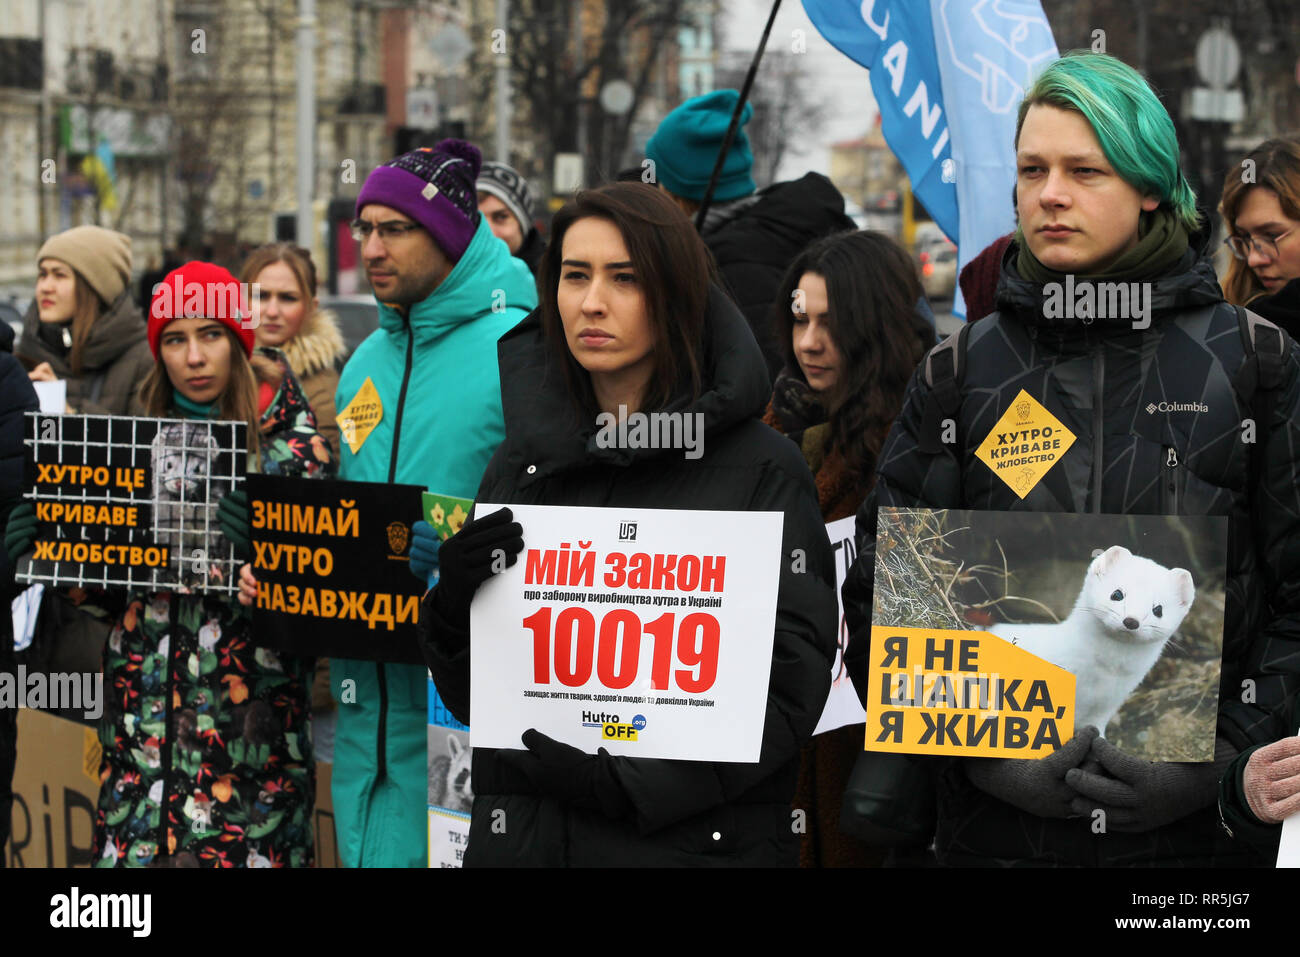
[842,235,1300,867]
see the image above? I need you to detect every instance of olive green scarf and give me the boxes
[1015,207,1189,284]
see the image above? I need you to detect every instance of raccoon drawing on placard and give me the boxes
[987,545,1194,737]
[428,732,473,813]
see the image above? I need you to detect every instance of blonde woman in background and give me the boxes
[240,243,346,459]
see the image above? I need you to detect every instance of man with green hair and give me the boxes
[842,51,1300,866]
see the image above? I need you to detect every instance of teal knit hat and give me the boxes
[645,89,756,202]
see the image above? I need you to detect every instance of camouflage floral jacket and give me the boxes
[92,350,334,867]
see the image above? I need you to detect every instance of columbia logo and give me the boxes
[1146,403,1157,414]
[1146,400,1209,414]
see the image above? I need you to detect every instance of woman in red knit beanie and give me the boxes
[86,261,333,867]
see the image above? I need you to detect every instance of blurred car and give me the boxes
[319,294,380,359]
[917,238,957,301]
[0,287,31,346]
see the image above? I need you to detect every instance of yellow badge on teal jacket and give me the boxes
[337,377,383,455]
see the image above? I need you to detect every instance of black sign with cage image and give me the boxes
[16,413,247,593]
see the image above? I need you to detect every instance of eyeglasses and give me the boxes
[350,219,422,244]
[1224,225,1297,261]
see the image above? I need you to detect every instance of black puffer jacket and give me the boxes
[703,173,855,383]
[421,287,837,866]
[0,352,39,858]
[842,235,1300,867]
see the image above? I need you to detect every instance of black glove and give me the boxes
[430,506,524,627]
[965,725,1099,818]
[494,729,632,819]
[4,501,37,567]
[1066,735,1222,832]
[216,489,251,562]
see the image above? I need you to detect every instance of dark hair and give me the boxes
[536,182,715,414]
[772,230,929,483]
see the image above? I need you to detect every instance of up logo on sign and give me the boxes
[618,522,637,542]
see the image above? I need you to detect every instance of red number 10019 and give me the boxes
[522,607,720,694]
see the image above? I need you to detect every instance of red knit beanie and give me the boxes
[148,261,256,358]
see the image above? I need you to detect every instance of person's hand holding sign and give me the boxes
[4,501,37,567]
[965,725,1099,818]
[217,489,252,561]
[1066,736,1223,832]
[27,362,57,383]
[429,507,524,630]
[409,520,441,592]
[495,729,632,820]
[236,563,258,607]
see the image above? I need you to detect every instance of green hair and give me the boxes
[1015,51,1200,233]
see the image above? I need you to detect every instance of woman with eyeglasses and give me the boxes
[1219,138,1300,337]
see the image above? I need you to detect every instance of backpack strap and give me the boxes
[1234,306,1289,578]
[1233,305,1288,460]
[918,321,970,454]
[1236,305,1287,390]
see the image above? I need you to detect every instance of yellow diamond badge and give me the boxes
[337,376,384,455]
[974,389,1076,499]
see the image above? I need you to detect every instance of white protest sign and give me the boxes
[470,504,783,762]
[812,516,865,735]
[33,380,66,414]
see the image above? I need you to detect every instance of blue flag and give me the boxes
[802,0,1058,318]
[802,0,959,240]
[930,0,1057,317]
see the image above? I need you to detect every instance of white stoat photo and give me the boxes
[873,509,1227,763]
[988,546,1194,738]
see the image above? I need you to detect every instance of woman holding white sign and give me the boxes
[16,225,154,415]
[419,182,838,866]
[765,230,934,867]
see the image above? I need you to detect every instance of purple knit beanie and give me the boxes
[355,139,483,261]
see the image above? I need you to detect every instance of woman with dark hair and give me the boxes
[768,230,933,520]
[418,182,837,866]
[765,230,932,867]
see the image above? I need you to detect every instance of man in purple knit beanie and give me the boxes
[330,138,538,868]
[351,139,484,304]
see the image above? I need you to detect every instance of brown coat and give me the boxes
[279,308,345,461]
[763,399,883,867]
[16,292,154,415]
